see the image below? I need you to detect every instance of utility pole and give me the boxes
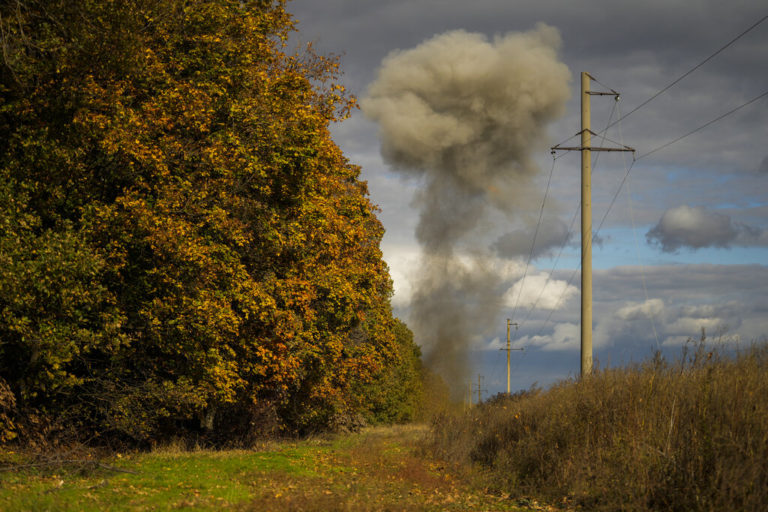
[477,374,486,404]
[580,71,593,377]
[501,319,524,394]
[551,72,634,378]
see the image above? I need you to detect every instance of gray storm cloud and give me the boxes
[493,218,572,259]
[362,25,571,390]
[647,205,767,252]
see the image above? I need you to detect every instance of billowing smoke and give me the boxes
[362,25,571,391]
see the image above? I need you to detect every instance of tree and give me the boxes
[0,0,421,444]
[354,319,425,424]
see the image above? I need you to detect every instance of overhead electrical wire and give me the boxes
[591,13,768,244]
[518,99,619,331]
[509,88,615,327]
[508,157,557,323]
[616,101,661,350]
[518,98,620,343]
[528,86,768,337]
[626,168,662,350]
[516,14,768,342]
[551,88,768,338]
[534,86,768,340]
[635,88,768,160]
[533,86,768,342]
[606,13,768,129]
[595,88,768,239]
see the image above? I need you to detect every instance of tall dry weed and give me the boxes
[427,340,768,511]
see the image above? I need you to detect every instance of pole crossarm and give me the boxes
[552,146,635,153]
[552,129,634,153]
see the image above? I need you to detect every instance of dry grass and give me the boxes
[241,424,528,511]
[427,340,768,511]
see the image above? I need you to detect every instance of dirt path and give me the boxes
[240,424,534,511]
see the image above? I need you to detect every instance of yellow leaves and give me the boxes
[1,0,415,440]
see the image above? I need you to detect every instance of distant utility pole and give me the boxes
[551,72,634,378]
[501,319,524,394]
[477,374,487,404]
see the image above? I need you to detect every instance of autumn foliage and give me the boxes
[0,0,423,445]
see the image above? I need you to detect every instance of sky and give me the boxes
[285,0,768,398]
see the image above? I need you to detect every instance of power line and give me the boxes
[584,16,768,241]
[594,158,635,238]
[594,88,768,239]
[636,89,768,160]
[533,265,579,339]
[509,157,556,322]
[521,10,768,340]
[567,88,767,348]
[608,14,768,128]
[519,99,618,330]
[531,86,768,341]
[518,204,578,328]
[625,167,661,350]
[613,101,662,350]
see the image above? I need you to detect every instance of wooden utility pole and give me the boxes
[580,72,593,377]
[551,72,634,378]
[502,319,523,394]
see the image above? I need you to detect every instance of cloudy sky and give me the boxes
[286,0,768,397]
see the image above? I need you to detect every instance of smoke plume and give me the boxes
[362,25,571,391]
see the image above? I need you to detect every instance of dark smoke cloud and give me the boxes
[362,25,571,390]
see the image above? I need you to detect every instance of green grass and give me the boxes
[0,446,322,511]
[0,425,529,511]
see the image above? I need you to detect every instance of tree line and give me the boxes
[0,0,427,446]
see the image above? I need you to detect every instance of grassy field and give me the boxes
[0,425,536,511]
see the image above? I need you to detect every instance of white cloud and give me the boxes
[503,272,578,310]
[522,322,579,351]
[380,243,421,308]
[666,316,728,336]
[593,298,665,349]
[615,298,664,321]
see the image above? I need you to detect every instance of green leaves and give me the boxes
[0,177,124,406]
[0,0,422,445]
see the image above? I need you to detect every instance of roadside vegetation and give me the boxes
[428,337,768,511]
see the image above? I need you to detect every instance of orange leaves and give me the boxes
[0,0,422,443]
